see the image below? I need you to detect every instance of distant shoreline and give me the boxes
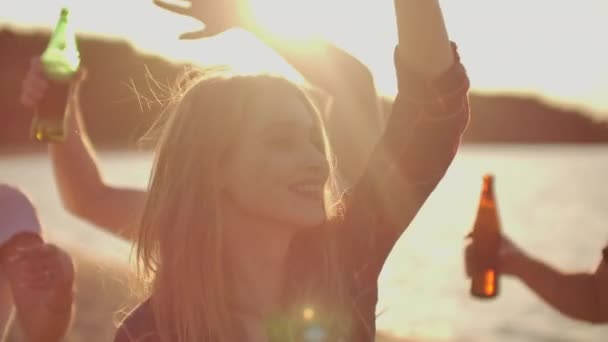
[3,29,608,147]
[3,143,608,157]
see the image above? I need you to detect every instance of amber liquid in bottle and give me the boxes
[470,174,501,298]
[31,82,70,142]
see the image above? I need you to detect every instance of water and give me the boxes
[1,146,608,341]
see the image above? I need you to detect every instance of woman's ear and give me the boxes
[0,185,43,248]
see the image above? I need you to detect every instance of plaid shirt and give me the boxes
[340,42,470,341]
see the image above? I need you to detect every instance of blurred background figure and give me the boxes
[0,185,74,342]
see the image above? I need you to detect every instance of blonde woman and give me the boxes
[114,1,470,341]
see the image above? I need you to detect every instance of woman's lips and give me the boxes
[289,181,324,200]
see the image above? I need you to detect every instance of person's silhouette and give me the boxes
[0,185,75,341]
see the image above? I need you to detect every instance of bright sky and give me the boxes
[2,0,608,117]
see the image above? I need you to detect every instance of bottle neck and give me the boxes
[480,175,495,207]
[482,176,494,198]
[59,7,70,22]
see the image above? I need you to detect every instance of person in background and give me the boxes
[19,0,384,240]
[0,185,75,341]
[465,234,608,324]
[113,0,469,340]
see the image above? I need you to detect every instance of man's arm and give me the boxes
[596,254,608,323]
[501,247,608,324]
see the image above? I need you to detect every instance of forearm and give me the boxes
[24,309,72,342]
[353,1,468,241]
[47,98,145,238]
[394,0,454,79]
[504,252,602,323]
[48,95,105,215]
[16,285,73,342]
[22,307,72,342]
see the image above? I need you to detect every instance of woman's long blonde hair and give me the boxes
[135,70,349,341]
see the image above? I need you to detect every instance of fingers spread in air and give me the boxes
[154,0,192,16]
[179,28,212,40]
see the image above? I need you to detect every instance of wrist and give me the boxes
[45,287,74,314]
[500,248,529,276]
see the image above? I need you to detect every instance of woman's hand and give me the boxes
[20,57,86,114]
[154,0,252,39]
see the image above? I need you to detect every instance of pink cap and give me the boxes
[0,185,42,247]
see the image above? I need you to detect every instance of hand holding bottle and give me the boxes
[20,57,86,134]
[27,6,81,142]
[465,175,502,299]
[465,234,524,278]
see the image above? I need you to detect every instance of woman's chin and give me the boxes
[289,207,327,230]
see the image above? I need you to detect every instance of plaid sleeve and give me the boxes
[342,42,470,283]
[386,41,470,184]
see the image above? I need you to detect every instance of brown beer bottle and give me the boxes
[469,174,501,298]
[31,7,80,142]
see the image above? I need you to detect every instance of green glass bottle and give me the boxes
[31,7,80,142]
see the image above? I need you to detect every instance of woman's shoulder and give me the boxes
[114,300,160,342]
